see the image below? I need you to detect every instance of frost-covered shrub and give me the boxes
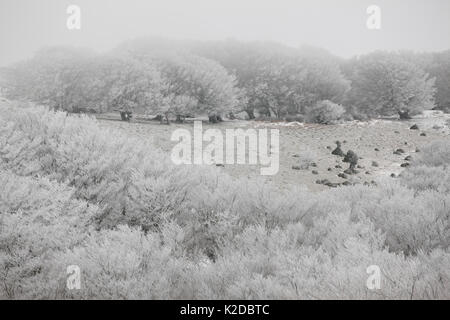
[400,140,450,193]
[412,140,450,168]
[39,225,205,299]
[0,171,97,299]
[308,100,345,124]
[202,224,450,299]
[0,105,195,229]
[325,182,450,255]
[401,166,450,193]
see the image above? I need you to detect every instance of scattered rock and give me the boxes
[344,168,359,175]
[326,146,332,150]
[410,124,419,130]
[325,182,340,188]
[338,173,348,179]
[342,181,352,186]
[365,171,371,175]
[327,168,332,171]
[395,130,400,134]
[292,165,301,170]
[335,165,342,169]
[390,173,397,178]
[215,164,225,167]
[331,141,345,157]
[404,155,412,161]
[374,148,380,152]
[420,132,427,136]
[292,154,300,158]
[401,163,410,168]
[317,179,341,188]
[311,163,317,168]
[416,148,420,153]
[371,161,379,167]
[312,170,319,175]
[393,149,405,155]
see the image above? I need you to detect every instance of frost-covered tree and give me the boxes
[1,47,166,116]
[104,57,164,115]
[346,52,436,119]
[296,46,350,114]
[426,50,450,112]
[193,41,349,119]
[143,52,240,122]
[1,46,94,110]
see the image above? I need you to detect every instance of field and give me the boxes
[97,111,450,191]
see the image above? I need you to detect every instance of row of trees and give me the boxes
[1,39,449,122]
[0,46,239,123]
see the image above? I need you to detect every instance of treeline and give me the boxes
[1,38,450,123]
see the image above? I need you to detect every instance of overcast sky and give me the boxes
[1,0,449,66]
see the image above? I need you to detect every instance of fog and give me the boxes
[1,0,449,66]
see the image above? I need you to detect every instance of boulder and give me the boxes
[331,141,345,157]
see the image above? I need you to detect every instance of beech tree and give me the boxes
[145,52,240,122]
[346,52,436,119]
[426,51,450,112]
[194,41,349,119]
[1,46,94,110]
[105,57,164,115]
[296,46,350,114]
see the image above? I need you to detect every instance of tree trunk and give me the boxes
[209,115,218,123]
[120,111,132,121]
[175,114,184,123]
[398,110,411,120]
[245,109,255,120]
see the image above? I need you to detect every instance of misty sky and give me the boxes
[1,0,449,66]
